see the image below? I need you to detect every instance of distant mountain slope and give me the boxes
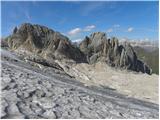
[134,46,159,74]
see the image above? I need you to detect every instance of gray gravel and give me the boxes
[1,52,159,119]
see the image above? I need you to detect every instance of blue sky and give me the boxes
[1,1,159,42]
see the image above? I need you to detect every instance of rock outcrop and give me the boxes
[79,32,152,74]
[5,23,152,74]
[1,38,9,49]
[6,23,86,63]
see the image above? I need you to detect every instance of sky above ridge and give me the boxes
[1,1,159,42]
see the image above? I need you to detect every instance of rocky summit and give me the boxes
[5,23,151,74]
[79,32,152,74]
[6,23,86,63]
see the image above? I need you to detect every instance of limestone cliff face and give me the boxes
[79,32,152,74]
[6,23,86,62]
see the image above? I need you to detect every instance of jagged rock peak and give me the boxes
[79,32,152,74]
[5,24,152,75]
[11,23,57,42]
[6,23,86,63]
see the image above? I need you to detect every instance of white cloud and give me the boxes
[83,25,96,31]
[127,27,134,32]
[106,28,113,33]
[68,28,81,36]
[68,25,96,36]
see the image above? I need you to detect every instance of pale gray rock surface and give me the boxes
[0,49,158,119]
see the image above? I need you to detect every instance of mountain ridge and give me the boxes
[4,23,152,74]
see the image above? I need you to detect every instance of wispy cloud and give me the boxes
[113,24,120,28]
[80,2,119,16]
[8,2,32,22]
[80,2,106,16]
[137,28,158,33]
[24,11,31,21]
[68,28,81,36]
[127,27,134,32]
[83,25,96,32]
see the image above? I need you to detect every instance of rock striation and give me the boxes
[79,32,152,74]
[5,23,151,74]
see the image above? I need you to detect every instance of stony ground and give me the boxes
[0,50,159,119]
[60,62,158,104]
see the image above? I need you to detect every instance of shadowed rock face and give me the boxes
[6,23,86,63]
[5,23,151,74]
[79,32,152,74]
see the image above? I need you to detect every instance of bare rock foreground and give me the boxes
[0,49,159,119]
